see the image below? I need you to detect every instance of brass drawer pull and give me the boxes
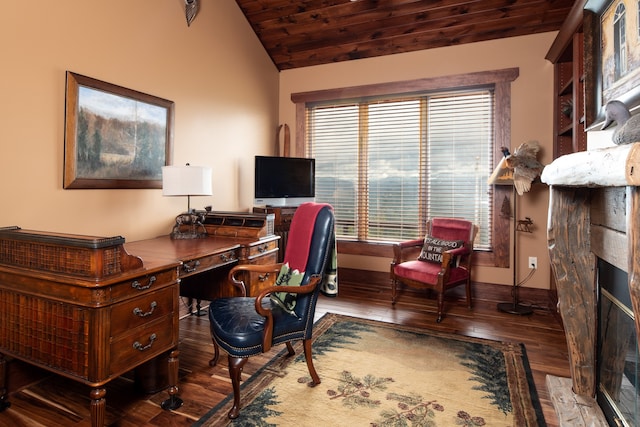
[133,333,157,351]
[133,301,157,317]
[258,273,270,282]
[131,275,156,290]
[257,245,267,253]
[182,260,200,273]
[220,253,235,263]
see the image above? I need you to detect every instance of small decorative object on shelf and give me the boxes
[601,100,640,145]
[170,212,207,240]
[561,99,573,118]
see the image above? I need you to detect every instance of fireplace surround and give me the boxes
[598,259,637,426]
[541,143,640,425]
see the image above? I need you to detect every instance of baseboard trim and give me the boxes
[338,267,559,312]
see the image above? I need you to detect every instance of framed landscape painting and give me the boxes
[64,71,174,189]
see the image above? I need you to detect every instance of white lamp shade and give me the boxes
[162,165,212,196]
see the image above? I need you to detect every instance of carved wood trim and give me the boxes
[547,186,596,397]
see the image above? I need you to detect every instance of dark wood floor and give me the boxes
[0,280,570,426]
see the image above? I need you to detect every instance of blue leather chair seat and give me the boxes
[209,297,306,358]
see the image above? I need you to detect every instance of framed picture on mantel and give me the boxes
[585,0,640,130]
[63,71,174,189]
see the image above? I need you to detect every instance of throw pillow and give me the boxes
[418,236,464,264]
[270,263,305,316]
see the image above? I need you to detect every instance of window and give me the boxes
[307,91,493,249]
[614,2,627,79]
[292,68,518,266]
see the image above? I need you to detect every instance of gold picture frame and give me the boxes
[585,0,640,129]
[64,71,174,189]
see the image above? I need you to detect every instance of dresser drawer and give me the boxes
[110,314,176,375]
[110,268,177,301]
[110,287,175,336]
[179,249,238,278]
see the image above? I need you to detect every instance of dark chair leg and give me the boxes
[285,341,295,356]
[227,356,248,419]
[391,278,397,304]
[209,337,220,367]
[436,291,444,323]
[302,339,320,386]
[466,280,472,309]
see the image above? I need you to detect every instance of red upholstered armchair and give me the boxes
[390,217,478,323]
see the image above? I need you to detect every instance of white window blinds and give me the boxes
[307,89,493,248]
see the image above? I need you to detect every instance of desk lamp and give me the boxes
[162,164,212,239]
[162,164,212,212]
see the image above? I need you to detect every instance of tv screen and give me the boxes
[254,156,315,207]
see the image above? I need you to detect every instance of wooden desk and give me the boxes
[0,228,278,427]
[126,234,279,311]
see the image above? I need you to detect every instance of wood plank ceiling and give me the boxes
[235,0,576,70]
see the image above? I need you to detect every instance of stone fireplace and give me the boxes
[541,143,640,426]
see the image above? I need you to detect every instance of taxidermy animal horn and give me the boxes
[602,100,640,145]
[185,0,199,27]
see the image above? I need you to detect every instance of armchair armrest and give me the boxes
[253,274,322,352]
[392,239,424,264]
[441,245,472,272]
[228,263,284,297]
[446,246,470,257]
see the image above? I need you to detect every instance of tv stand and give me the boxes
[253,206,297,262]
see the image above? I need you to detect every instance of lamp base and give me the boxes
[497,302,533,315]
[169,212,208,240]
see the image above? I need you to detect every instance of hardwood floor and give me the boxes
[0,280,570,426]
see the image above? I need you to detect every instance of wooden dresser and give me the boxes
[0,213,280,426]
[0,227,182,427]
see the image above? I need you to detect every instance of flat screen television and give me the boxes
[254,155,315,207]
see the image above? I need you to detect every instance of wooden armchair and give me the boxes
[208,203,335,419]
[390,217,478,322]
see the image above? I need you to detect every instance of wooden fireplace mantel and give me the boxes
[541,142,640,425]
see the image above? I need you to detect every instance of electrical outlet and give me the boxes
[528,256,538,269]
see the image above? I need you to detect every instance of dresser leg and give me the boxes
[89,388,106,427]
[161,349,183,410]
[0,354,10,411]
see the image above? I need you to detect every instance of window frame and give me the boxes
[291,68,519,268]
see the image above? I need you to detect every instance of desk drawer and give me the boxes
[245,252,279,296]
[110,314,175,375]
[110,287,175,336]
[111,268,177,301]
[245,239,278,261]
[179,249,238,278]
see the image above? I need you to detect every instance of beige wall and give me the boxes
[278,33,556,289]
[0,0,278,241]
[0,0,557,289]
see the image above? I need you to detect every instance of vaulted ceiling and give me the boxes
[235,0,576,70]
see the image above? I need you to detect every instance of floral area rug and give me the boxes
[193,313,545,427]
